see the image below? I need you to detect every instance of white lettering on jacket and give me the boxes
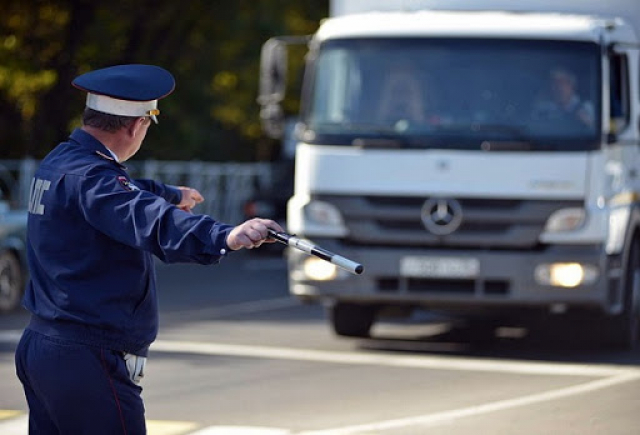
[28,178,51,215]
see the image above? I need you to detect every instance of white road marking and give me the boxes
[0,415,284,435]
[4,298,640,435]
[0,415,27,434]
[2,329,635,378]
[148,337,640,434]
[6,365,640,435]
[296,371,640,434]
[149,339,637,378]
[146,419,199,434]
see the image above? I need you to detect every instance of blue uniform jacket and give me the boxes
[23,129,234,355]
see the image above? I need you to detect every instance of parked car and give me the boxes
[0,197,28,313]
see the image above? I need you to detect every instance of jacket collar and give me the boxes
[69,128,111,154]
[68,128,126,169]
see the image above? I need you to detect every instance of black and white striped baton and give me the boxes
[267,229,364,275]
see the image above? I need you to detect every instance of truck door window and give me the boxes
[609,54,630,133]
[309,48,361,125]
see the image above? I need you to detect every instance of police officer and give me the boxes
[14,64,284,434]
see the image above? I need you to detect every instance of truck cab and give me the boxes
[258,1,640,347]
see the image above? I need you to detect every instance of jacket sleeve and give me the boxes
[78,168,233,264]
[133,178,182,204]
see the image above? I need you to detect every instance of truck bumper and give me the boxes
[287,241,619,314]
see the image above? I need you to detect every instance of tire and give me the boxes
[604,237,640,349]
[330,302,376,338]
[0,251,23,313]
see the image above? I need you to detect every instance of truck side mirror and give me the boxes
[258,38,289,139]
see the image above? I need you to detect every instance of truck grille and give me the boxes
[316,195,582,249]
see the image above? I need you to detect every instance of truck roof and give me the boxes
[315,10,638,44]
[330,0,640,30]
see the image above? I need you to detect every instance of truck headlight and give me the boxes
[543,208,586,233]
[287,196,347,236]
[303,257,338,281]
[534,263,598,288]
[304,200,345,227]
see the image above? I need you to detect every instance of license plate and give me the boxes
[400,256,480,278]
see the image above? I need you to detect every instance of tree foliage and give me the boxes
[0,0,328,161]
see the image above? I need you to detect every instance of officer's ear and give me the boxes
[129,117,149,138]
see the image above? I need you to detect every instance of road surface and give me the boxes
[1,250,639,434]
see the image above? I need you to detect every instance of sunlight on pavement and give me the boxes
[0,412,200,435]
[190,427,291,434]
[146,420,200,435]
[0,410,21,419]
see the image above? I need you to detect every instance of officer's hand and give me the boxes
[226,218,284,250]
[177,186,204,212]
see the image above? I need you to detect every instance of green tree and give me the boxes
[0,0,328,161]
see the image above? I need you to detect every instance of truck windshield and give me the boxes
[304,38,601,150]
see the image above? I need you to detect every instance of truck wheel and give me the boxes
[605,238,640,349]
[0,251,23,313]
[330,303,376,338]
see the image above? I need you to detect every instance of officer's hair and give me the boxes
[82,108,138,132]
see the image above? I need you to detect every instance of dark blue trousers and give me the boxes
[15,329,146,434]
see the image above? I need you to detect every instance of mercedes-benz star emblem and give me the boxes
[421,197,463,235]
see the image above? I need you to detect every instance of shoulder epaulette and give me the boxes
[95,151,126,169]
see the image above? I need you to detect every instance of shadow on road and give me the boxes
[357,316,640,368]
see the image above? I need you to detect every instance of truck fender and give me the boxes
[609,203,640,314]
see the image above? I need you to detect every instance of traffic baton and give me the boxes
[268,229,364,275]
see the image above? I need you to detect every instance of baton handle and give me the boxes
[268,230,364,275]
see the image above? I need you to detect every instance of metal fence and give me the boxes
[0,158,273,224]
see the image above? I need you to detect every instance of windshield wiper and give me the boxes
[352,137,405,148]
[321,122,399,135]
[473,123,532,139]
[431,123,540,150]
[434,122,529,137]
[479,140,533,151]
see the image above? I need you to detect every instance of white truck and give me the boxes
[258,0,640,347]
